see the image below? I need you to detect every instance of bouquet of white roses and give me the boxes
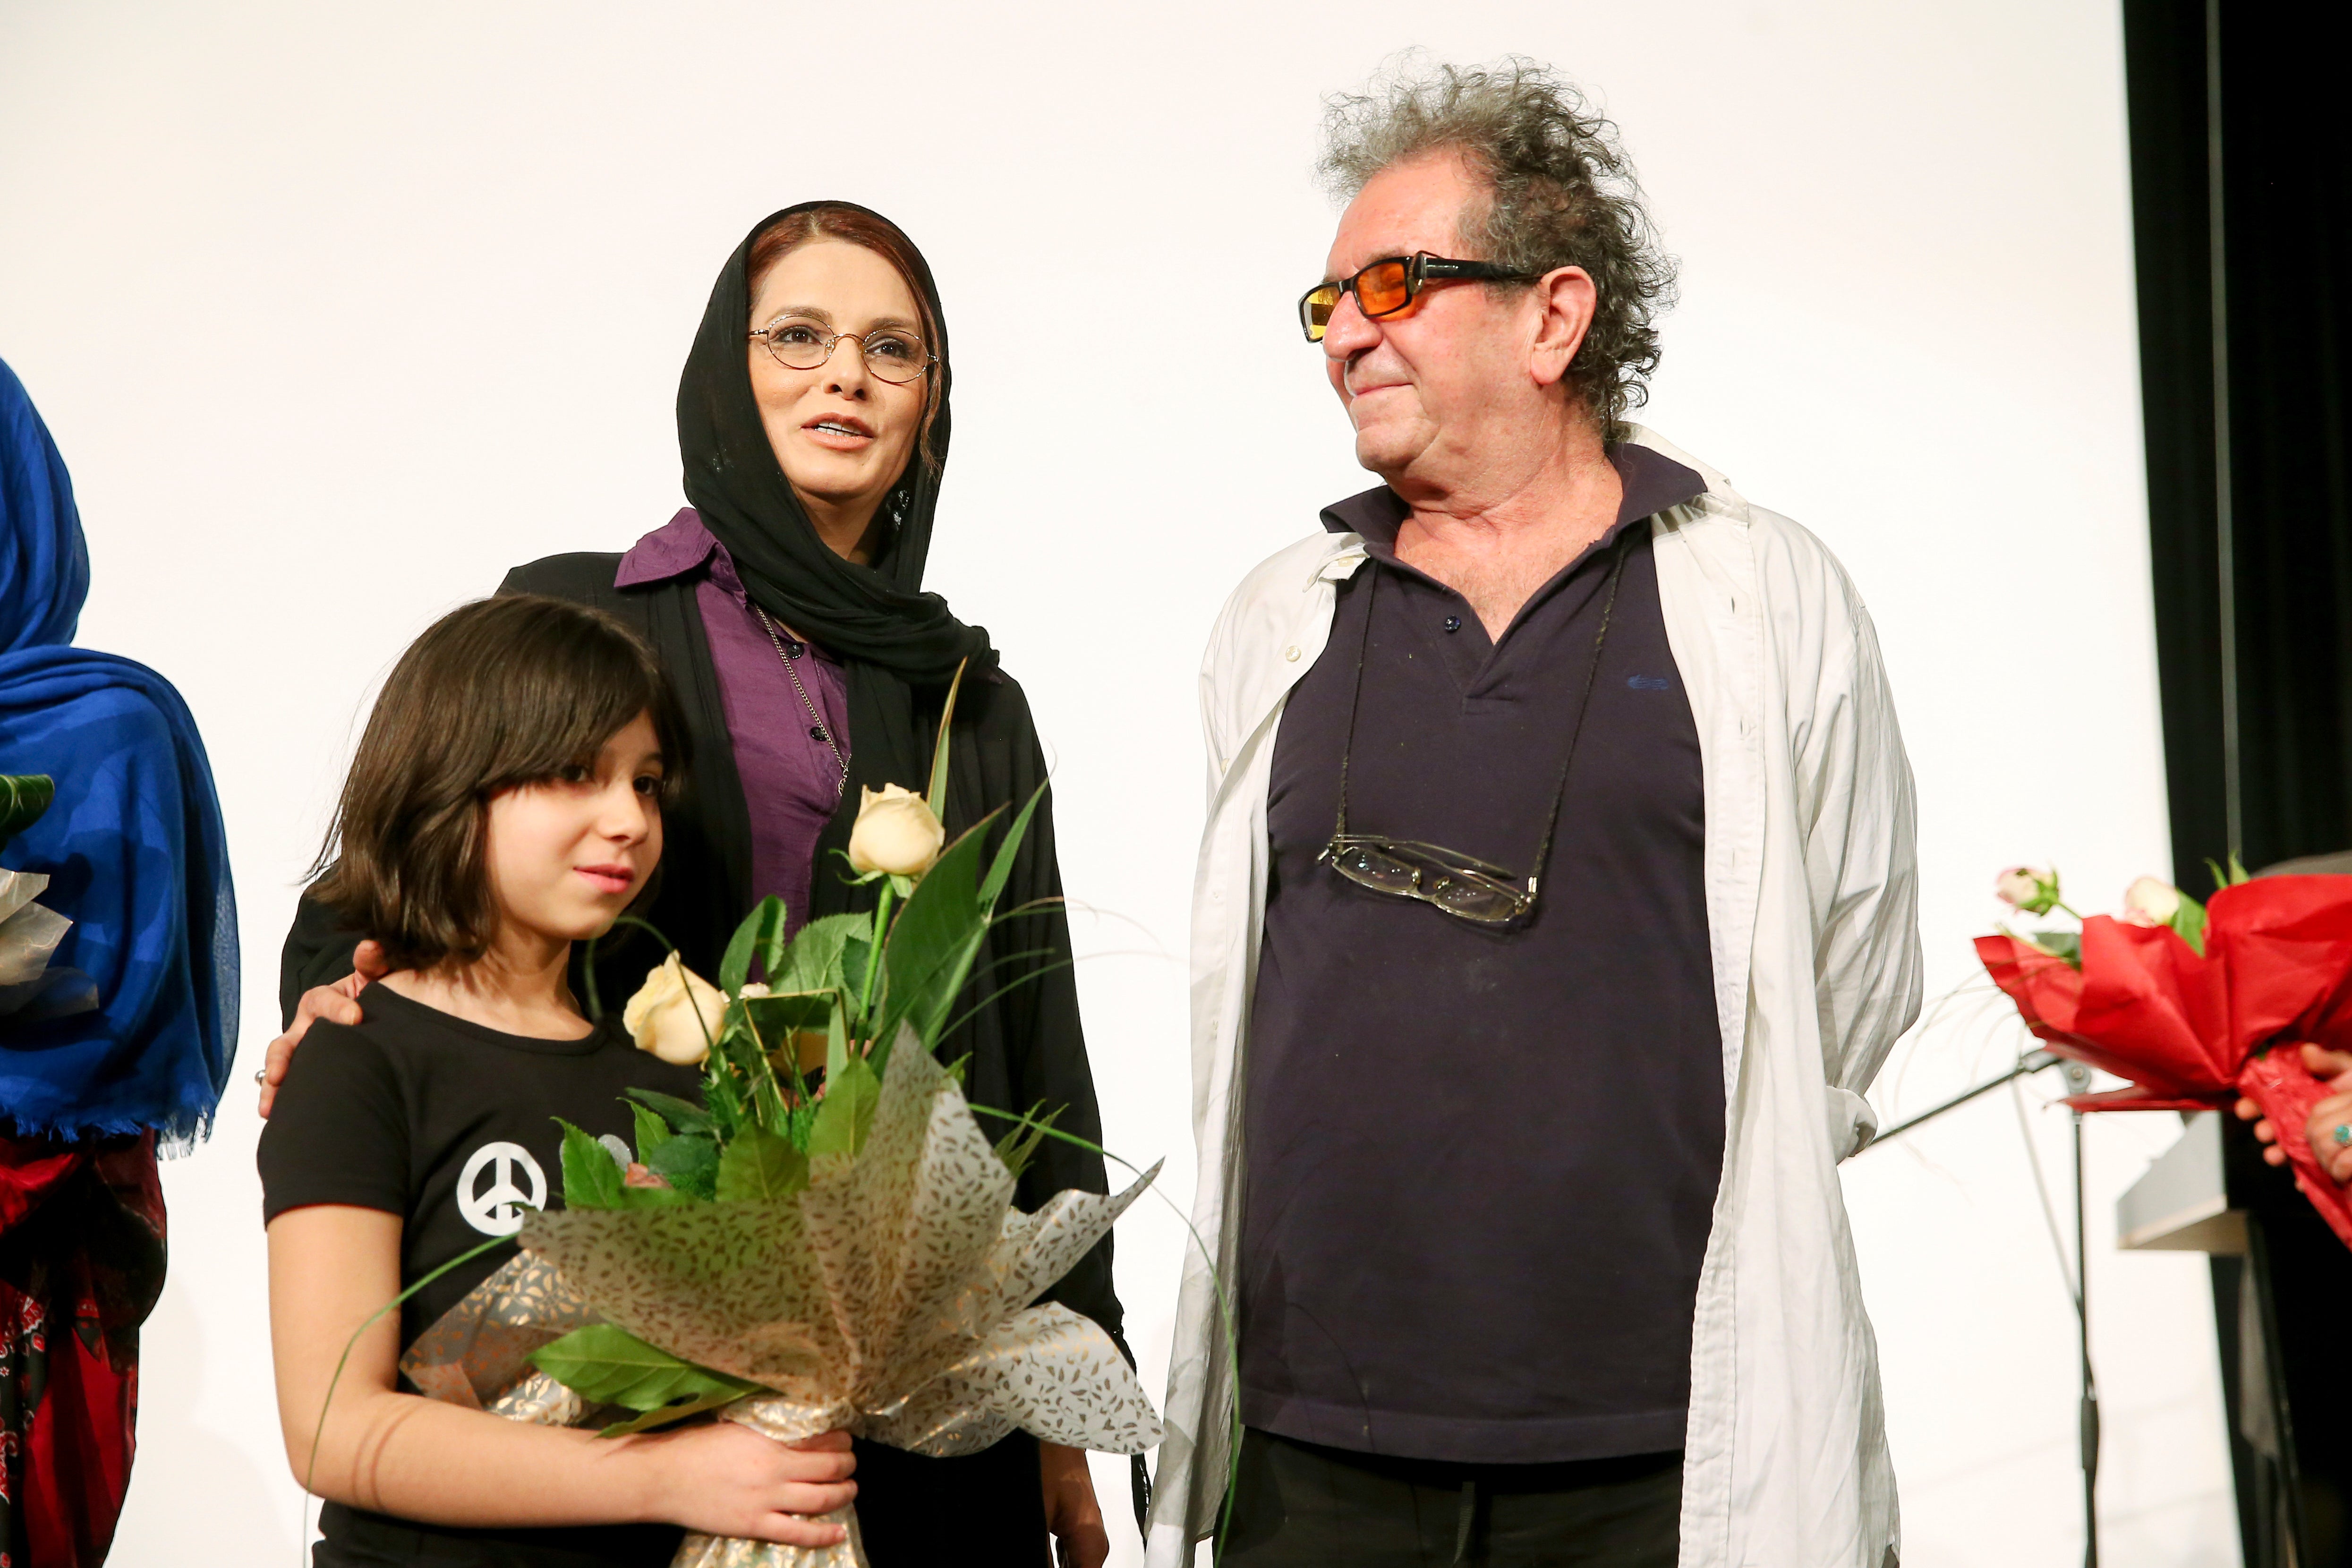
[396,672,1160,1568]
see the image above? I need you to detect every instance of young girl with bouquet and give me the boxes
[260,595,855,1566]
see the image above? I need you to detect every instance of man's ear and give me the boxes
[1528,265,1597,390]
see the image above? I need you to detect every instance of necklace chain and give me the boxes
[754,607,850,800]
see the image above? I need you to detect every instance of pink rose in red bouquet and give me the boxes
[1977,872,2352,1247]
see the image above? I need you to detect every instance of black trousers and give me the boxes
[1220,1428,1681,1568]
[854,1431,1049,1568]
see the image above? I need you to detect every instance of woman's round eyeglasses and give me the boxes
[749,317,935,385]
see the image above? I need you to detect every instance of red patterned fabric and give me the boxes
[0,1133,163,1568]
[1979,874,2352,1246]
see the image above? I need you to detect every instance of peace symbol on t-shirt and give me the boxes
[458,1140,547,1236]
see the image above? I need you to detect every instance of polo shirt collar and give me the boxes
[1319,443,1709,549]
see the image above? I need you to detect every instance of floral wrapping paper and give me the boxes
[401,1036,1162,1568]
[0,869,67,983]
[0,866,97,1023]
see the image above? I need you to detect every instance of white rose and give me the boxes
[2121,876,2182,928]
[847,784,946,878]
[622,952,725,1066]
[1994,866,2048,910]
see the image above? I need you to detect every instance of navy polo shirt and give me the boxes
[1234,445,1725,1465]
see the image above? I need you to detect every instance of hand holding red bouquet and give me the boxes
[1977,867,2352,1247]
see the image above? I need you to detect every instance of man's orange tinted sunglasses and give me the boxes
[1298,251,1534,341]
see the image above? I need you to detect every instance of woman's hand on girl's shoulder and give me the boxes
[260,939,392,1117]
[630,1423,858,1546]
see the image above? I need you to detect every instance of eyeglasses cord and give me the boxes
[1329,526,1635,906]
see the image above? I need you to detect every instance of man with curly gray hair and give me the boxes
[1152,58,1918,1568]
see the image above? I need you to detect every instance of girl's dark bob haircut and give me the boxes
[310,594,691,971]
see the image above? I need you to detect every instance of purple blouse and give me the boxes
[615,509,852,934]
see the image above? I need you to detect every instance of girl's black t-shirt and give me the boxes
[258,981,704,1568]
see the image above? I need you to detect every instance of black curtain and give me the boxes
[2129,0,2352,877]
[2125,5,2352,1564]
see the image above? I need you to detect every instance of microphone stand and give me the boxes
[1869,1049,2101,1568]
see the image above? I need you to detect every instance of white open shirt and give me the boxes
[1146,427,1921,1568]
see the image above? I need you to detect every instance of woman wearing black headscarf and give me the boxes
[273,203,1125,1568]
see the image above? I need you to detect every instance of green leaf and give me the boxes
[529,1323,759,1412]
[715,1123,810,1203]
[2207,854,2254,892]
[0,774,56,850]
[622,1088,712,1137]
[757,897,794,983]
[557,1120,624,1210]
[739,990,835,1111]
[992,1100,1064,1181]
[873,812,1001,1065]
[719,908,754,994]
[742,990,837,1039]
[709,1011,788,1134]
[808,1052,881,1162]
[2013,867,2063,917]
[2028,929,2083,967]
[979,782,1048,910]
[719,896,790,993]
[629,1101,674,1163]
[772,912,872,997]
[824,1000,851,1084]
[645,1132,720,1200]
[885,933,986,1070]
[702,1059,747,1141]
[596,1384,749,1437]
[927,657,969,820]
[840,936,873,1015]
[2168,891,2209,956]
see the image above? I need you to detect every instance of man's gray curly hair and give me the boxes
[1319,56,1677,442]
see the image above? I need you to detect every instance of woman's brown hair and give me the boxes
[746,203,948,472]
[310,595,690,971]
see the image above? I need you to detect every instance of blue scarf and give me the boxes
[0,358,238,1142]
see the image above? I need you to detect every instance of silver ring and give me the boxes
[254,1068,268,1086]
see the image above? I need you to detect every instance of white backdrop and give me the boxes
[0,2,2235,1564]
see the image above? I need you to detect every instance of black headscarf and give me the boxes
[676,200,996,799]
